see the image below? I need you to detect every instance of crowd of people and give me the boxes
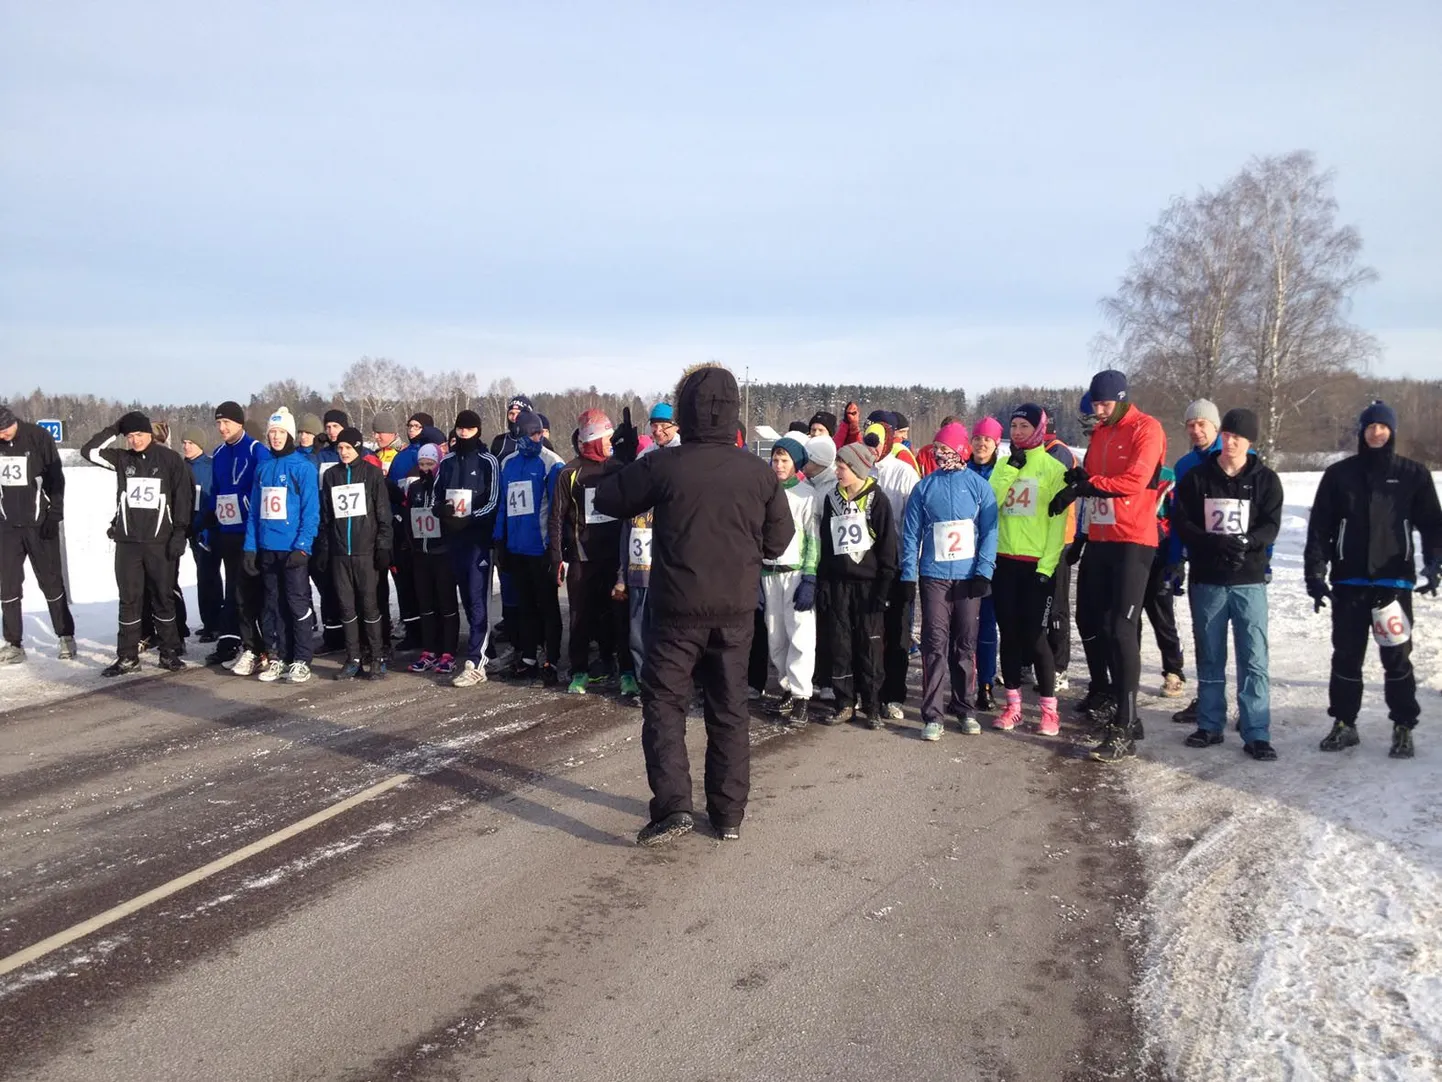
[0,366,1437,844]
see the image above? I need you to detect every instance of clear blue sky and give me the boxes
[2,0,1438,403]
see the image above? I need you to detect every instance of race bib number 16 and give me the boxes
[261,486,287,521]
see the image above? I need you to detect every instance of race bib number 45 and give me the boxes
[0,457,27,487]
[331,482,367,519]
[1204,498,1250,536]
[932,519,976,562]
[1002,477,1038,517]
[126,477,161,509]
[831,511,871,556]
[261,486,287,521]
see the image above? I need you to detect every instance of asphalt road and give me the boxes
[0,654,1150,1081]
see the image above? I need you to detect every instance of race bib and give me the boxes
[0,457,27,486]
[830,511,871,556]
[318,462,336,479]
[584,488,615,524]
[331,482,367,519]
[260,486,287,521]
[446,488,470,517]
[507,480,535,516]
[1204,498,1249,536]
[215,493,242,526]
[629,527,654,569]
[1371,600,1411,647]
[932,519,976,562]
[1003,477,1038,517]
[126,477,161,509]
[410,506,440,540]
[1087,496,1116,526]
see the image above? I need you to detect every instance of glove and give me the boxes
[1161,562,1186,596]
[1048,485,1080,518]
[867,585,890,613]
[793,575,817,612]
[1035,572,1053,590]
[436,499,454,519]
[243,551,259,577]
[556,559,566,587]
[1064,466,1089,487]
[312,547,329,575]
[965,576,991,599]
[1006,448,1027,469]
[374,548,391,572]
[39,516,60,542]
[610,407,640,464]
[1218,535,1248,569]
[1420,561,1441,597]
[897,579,917,606]
[106,520,117,541]
[287,549,309,569]
[166,532,187,560]
[493,546,510,574]
[200,510,219,533]
[1305,577,1331,613]
[1065,537,1086,566]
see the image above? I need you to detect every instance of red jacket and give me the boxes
[1082,405,1166,547]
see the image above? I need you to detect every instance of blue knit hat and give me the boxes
[772,436,809,470]
[649,402,674,423]
[1088,370,1128,403]
[1359,400,1398,433]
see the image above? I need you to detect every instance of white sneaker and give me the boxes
[817,687,836,703]
[451,660,486,687]
[884,702,905,721]
[284,661,311,684]
[230,650,259,676]
[1055,673,1070,691]
[257,658,286,682]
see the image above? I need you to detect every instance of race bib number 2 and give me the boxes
[932,519,975,562]
[0,457,27,487]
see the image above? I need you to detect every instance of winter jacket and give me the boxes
[400,469,449,555]
[316,456,392,559]
[988,446,1068,577]
[245,446,320,554]
[1044,434,1079,544]
[900,467,998,583]
[433,437,500,547]
[0,420,64,530]
[618,509,655,589]
[592,365,794,628]
[1173,452,1283,587]
[1080,403,1166,548]
[495,441,566,557]
[763,478,821,575]
[968,457,996,482]
[185,453,214,541]
[372,440,404,477]
[210,432,270,535]
[551,455,623,567]
[80,425,192,544]
[1304,442,1442,589]
[872,454,919,525]
[1167,437,1222,564]
[817,479,899,592]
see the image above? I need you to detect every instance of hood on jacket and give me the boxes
[675,363,741,446]
[863,421,896,457]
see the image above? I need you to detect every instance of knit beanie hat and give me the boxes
[370,411,398,434]
[118,411,153,435]
[537,413,550,432]
[1359,400,1398,433]
[892,411,910,431]
[455,409,482,431]
[649,402,674,423]
[973,416,1004,441]
[323,408,350,427]
[0,405,16,430]
[1010,403,1045,430]
[808,410,837,436]
[787,420,809,433]
[409,411,434,428]
[1088,370,1128,403]
[214,401,245,425]
[867,409,899,429]
[836,441,875,478]
[507,394,534,413]
[1185,399,1221,428]
[515,410,544,437]
[804,434,836,468]
[1221,408,1260,445]
[772,436,809,471]
[335,427,364,450]
[298,413,324,437]
[418,443,442,464]
[266,407,297,442]
[181,427,208,448]
[933,422,970,455]
[863,421,895,456]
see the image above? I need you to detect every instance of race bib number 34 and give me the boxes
[932,519,976,562]
[331,482,366,519]
[126,477,161,509]
[1204,498,1250,536]
[446,488,470,516]
[1003,477,1038,517]
[261,486,287,521]
[0,457,27,487]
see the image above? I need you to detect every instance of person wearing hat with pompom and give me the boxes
[1305,400,1442,759]
[81,411,193,676]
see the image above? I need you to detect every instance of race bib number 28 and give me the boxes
[215,493,242,525]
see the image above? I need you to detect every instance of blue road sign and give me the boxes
[37,419,63,443]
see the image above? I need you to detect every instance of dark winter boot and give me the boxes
[827,704,855,726]
[335,659,361,680]
[976,682,994,711]
[637,811,694,848]
[1171,698,1198,724]
[786,697,810,729]
[102,657,141,678]
[1087,694,1117,727]
[1075,687,1109,716]
[156,654,186,673]
[1389,726,1415,760]
[1089,724,1136,763]
[1184,728,1223,748]
[1319,720,1360,752]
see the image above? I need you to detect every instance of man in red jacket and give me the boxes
[1049,370,1166,762]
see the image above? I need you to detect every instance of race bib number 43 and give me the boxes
[831,511,871,556]
[126,477,161,509]
[331,482,367,519]
[215,493,242,525]
[0,457,27,487]
[261,486,287,521]
[932,519,976,562]
[1003,477,1038,517]
[1204,498,1250,536]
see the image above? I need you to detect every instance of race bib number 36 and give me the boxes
[446,488,470,517]
[1003,477,1038,517]
[932,519,976,562]
[831,511,871,556]
[215,493,242,525]
[331,482,366,519]
[1372,600,1411,647]
[1087,497,1116,526]
[507,480,535,516]
[0,457,27,487]
[261,486,287,521]
[126,477,161,509]
[1204,498,1250,536]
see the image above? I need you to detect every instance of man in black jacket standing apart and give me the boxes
[595,365,794,846]
[1304,401,1442,759]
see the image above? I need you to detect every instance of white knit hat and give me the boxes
[267,406,297,442]
[804,434,836,468]
[1184,399,1221,428]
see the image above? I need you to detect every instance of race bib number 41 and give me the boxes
[507,481,535,516]
[261,486,287,521]
[0,457,27,487]
[126,477,161,509]
[331,482,367,519]
[1003,477,1038,517]
[1204,498,1250,536]
[932,519,976,562]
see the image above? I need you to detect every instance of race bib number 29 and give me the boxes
[831,511,871,555]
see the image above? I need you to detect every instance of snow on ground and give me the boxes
[1128,470,1442,1081]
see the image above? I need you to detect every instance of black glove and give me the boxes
[1035,572,1053,590]
[1218,534,1248,569]
[1048,485,1080,518]
[287,549,309,569]
[106,518,117,541]
[868,584,890,612]
[1065,536,1086,566]
[374,548,391,572]
[493,546,510,574]
[312,547,329,575]
[243,550,259,577]
[1420,561,1441,597]
[436,499,454,519]
[610,407,640,464]
[793,574,817,612]
[965,576,991,599]
[39,516,60,542]
[200,510,220,533]
[166,532,187,560]
[1305,577,1330,613]
[896,580,917,607]
[1064,466,1089,487]
[1006,447,1027,469]
[1161,562,1185,595]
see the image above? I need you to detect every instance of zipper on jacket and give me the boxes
[1337,518,1346,561]
[1404,518,1411,560]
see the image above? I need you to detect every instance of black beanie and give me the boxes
[215,401,245,424]
[409,411,434,428]
[323,408,350,427]
[118,411,153,435]
[808,410,837,436]
[455,409,481,430]
[0,404,16,430]
[335,427,365,450]
[1220,408,1260,445]
[787,420,809,433]
[892,411,909,430]
[1359,400,1398,433]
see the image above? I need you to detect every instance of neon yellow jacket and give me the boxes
[988,446,1068,577]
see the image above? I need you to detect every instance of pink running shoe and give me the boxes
[992,702,1023,731]
[1038,704,1061,736]
[433,653,456,675]
[408,651,437,673]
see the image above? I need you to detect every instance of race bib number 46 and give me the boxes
[126,477,161,509]
[507,480,535,516]
[331,482,367,519]
[261,486,287,521]
[1204,498,1249,536]
[1087,497,1116,526]
[0,457,27,487]
[932,519,976,562]
[830,511,871,556]
[215,493,242,525]
[446,488,470,517]
[1372,600,1411,647]
[1003,477,1038,517]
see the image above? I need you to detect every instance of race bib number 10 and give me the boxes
[410,506,440,540]
[0,457,27,487]
[261,486,287,521]
[215,493,242,525]
[932,519,976,562]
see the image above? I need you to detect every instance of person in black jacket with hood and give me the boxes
[594,364,794,846]
[0,404,76,663]
[1304,401,1442,759]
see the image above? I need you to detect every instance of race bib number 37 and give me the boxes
[331,482,366,519]
[932,519,976,562]
[0,457,27,487]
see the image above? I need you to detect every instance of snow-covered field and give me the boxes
[4,461,1440,1078]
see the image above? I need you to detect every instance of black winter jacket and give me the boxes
[81,426,192,544]
[593,366,793,628]
[817,479,899,596]
[317,458,393,558]
[1304,442,1442,587]
[0,420,65,530]
[551,455,622,566]
[1172,453,1283,587]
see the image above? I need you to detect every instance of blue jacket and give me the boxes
[494,442,566,556]
[186,453,214,538]
[967,457,995,482]
[434,438,500,546]
[245,448,320,554]
[386,427,446,507]
[211,433,270,534]
[900,467,999,583]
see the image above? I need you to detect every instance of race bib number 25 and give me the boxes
[1204,498,1249,536]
